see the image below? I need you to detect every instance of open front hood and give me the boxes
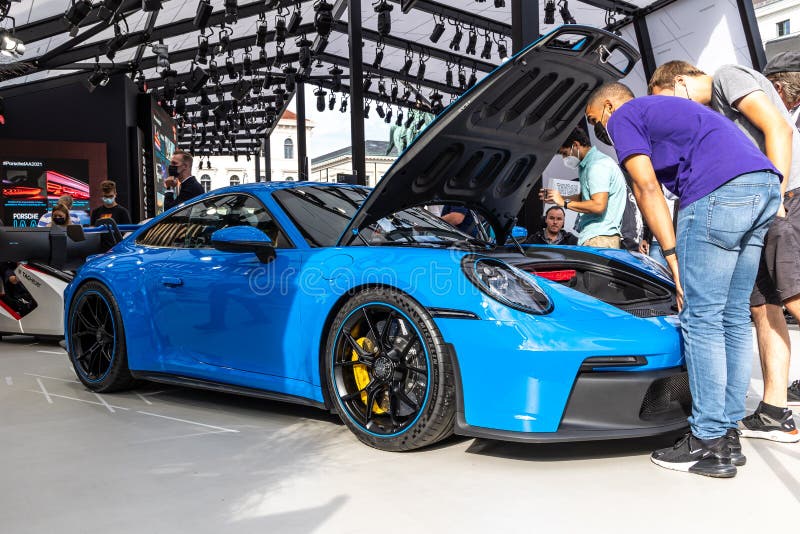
[338,26,639,246]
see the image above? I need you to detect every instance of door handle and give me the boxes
[161,276,183,287]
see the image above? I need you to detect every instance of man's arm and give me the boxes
[441,212,465,226]
[624,154,683,309]
[735,90,793,215]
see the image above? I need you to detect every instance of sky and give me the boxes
[286,85,393,158]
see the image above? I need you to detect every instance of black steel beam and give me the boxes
[15,0,141,44]
[255,145,261,181]
[633,15,656,80]
[348,0,367,186]
[511,0,539,54]
[577,0,639,16]
[264,133,272,181]
[736,0,767,70]
[296,80,308,181]
[388,0,512,36]
[132,8,162,68]
[145,52,300,90]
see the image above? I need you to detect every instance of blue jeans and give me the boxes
[676,172,780,439]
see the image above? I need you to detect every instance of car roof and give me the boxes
[200,181,370,197]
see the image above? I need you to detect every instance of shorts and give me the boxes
[582,234,621,248]
[751,187,800,307]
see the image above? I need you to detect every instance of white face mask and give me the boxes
[562,145,580,170]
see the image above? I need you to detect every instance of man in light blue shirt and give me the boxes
[544,127,626,247]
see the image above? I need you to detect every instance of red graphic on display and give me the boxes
[46,171,90,200]
[154,132,162,151]
[2,186,44,198]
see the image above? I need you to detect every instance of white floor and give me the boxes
[1,328,798,534]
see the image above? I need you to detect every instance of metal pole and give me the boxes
[254,147,261,182]
[736,0,767,69]
[348,0,367,186]
[633,16,657,80]
[511,0,539,53]
[296,81,308,181]
[263,133,272,182]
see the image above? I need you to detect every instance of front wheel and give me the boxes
[67,281,134,392]
[325,288,455,451]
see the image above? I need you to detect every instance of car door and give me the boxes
[154,193,304,382]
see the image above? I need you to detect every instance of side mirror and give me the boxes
[511,226,528,240]
[210,226,275,263]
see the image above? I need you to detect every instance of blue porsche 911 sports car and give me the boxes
[63,26,690,451]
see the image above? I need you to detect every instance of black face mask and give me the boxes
[53,216,67,225]
[168,164,179,177]
[594,122,613,146]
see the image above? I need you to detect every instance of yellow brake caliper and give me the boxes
[352,337,386,414]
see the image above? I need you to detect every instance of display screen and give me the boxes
[150,103,177,216]
[1,158,90,227]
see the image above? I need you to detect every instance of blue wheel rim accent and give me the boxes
[331,302,432,438]
[69,290,117,383]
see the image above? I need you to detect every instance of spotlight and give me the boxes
[87,65,110,93]
[339,95,348,113]
[430,16,445,43]
[64,0,92,37]
[559,0,576,24]
[199,87,212,106]
[103,24,128,61]
[259,47,270,67]
[224,0,238,24]
[135,70,147,92]
[497,38,507,59]
[194,0,213,31]
[232,79,252,101]
[363,75,372,93]
[152,42,169,69]
[275,43,285,66]
[287,7,302,34]
[494,0,505,7]
[208,59,220,83]
[544,0,556,24]
[314,0,334,36]
[297,37,312,69]
[445,65,453,87]
[384,106,392,124]
[469,69,477,88]
[255,18,268,47]
[395,108,403,126]
[196,35,209,64]
[363,100,370,118]
[404,112,414,128]
[328,93,336,110]
[401,88,411,102]
[0,29,25,58]
[481,34,492,59]
[378,79,387,97]
[283,65,297,92]
[217,27,232,55]
[458,67,466,90]
[330,66,343,91]
[98,0,123,23]
[275,16,287,42]
[186,63,209,93]
[449,24,463,51]
[374,0,393,37]
[373,40,384,68]
[400,51,413,76]
[466,28,477,55]
[225,55,238,79]
[243,51,253,76]
[315,87,326,112]
[142,0,162,12]
[430,92,444,114]
[390,79,398,101]
[416,58,426,81]
[176,95,186,116]
[375,102,385,118]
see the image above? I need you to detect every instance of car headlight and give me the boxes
[462,256,553,314]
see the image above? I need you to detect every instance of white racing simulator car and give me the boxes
[0,221,136,340]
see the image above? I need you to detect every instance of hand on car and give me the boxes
[638,240,650,255]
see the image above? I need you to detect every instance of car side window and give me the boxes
[136,194,291,249]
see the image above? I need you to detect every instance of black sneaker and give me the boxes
[739,402,800,443]
[651,433,737,478]
[725,428,746,467]
[789,380,800,407]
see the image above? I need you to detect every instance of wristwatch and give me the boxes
[563,199,571,210]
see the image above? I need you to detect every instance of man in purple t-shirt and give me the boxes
[585,82,781,479]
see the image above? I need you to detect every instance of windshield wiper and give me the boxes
[507,217,526,256]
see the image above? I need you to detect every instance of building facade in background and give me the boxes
[310,141,398,187]
[754,0,800,58]
[199,110,313,192]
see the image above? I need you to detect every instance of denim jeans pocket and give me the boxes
[706,194,759,250]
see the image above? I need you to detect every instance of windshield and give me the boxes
[272,185,481,248]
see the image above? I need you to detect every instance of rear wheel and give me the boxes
[325,288,455,451]
[67,281,134,392]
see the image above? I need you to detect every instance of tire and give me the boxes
[67,281,134,393]
[324,287,456,451]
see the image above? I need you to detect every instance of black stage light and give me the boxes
[374,0,392,37]
[449,24,463,51]
[263,70,273,88]
[416,58,426,81]
[287,7,302,34]
[375,102,385,118]
[208,59,220,83]
[469,69,477,88]
[378,79,386,97]
[88,66,110,92]
[135,70,147,92]
[497,38,507,59]
[395,108,403,126]
[196,35,209,64]
[401,88,411,102]
[275,16,287,42]
[225,55,238,79]
[466,28,477,55]
[544,0,556,24]
[98,0,123,23]
[283,66,297,92]
[315,87,326,112]
[297,37,312,69]
[218,28,232,55]
[559,0,576,24]
[458,68,466,90]
[252,77,262,94]
[384,106,392,124]
[142,0,162,12]
[186,63,210,93]
[243,51,253,76]
[199,86,212,106]
[328,92,336,110]
[399,54,413,76]
[259,47,270,67]
[363,100,370,118]
[314,0,334,36]
[373,41,384,68]
[445,66,453,87]
[390,79,398,101]
[363,75,372,93]
[160,67,178,79]
[275,43,285,65]
[194,0,213,31]
[232,79,252,101]
[494,0,505,7]
[404,112,413,128]
[481,34,492,59]
[224,0,238,24]
[255,18,268,47]
[0,29,25,58]
[176,95,186,116]
[330,65,342,91]
[213,102,231,120]
[339,96,348,113]
[429,16,445,43]
[215,82,224,101]
[64,0,92,37]
[103,24,128,61]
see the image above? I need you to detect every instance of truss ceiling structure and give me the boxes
[0,1,675,155]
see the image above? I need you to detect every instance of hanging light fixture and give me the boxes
[315,87,327,112]
[466,27,477,55]
[314,0,334,36]
[429,15,445,43]
[64,0,93,37]
[544,0,556,24]
[194,0,213,31]
[255,17,268,47]
[449,23,463,51]
[374,0,393,37]
[559,0,576,24]
[224,0,238,24]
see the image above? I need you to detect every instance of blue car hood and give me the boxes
[338,25,639,246]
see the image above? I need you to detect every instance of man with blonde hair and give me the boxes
[164,150,204,210]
